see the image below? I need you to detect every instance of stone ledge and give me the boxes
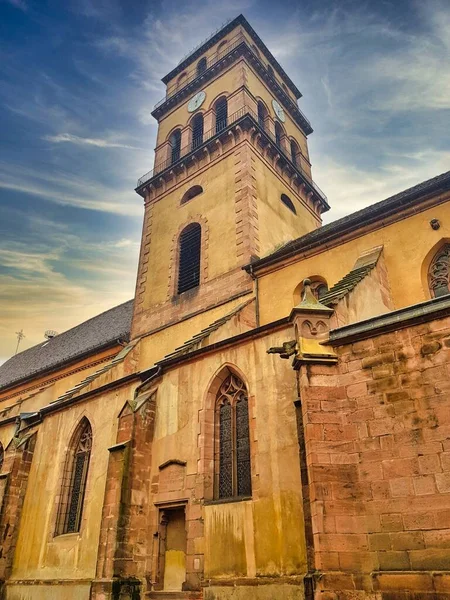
[328,294,450,346]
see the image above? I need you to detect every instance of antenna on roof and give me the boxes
[15,329,25,355]
[44,330,58,340]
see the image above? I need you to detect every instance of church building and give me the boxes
[0,14,449,600]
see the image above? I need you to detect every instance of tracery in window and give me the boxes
[181,185,203,205]
[55,418,92,535]
[429,243,450,297]
[177,223,201,294]
[281,193,296,214]
[215,374,251,499]
[191,113,204,150]
[169,129,181,164]
[215,97,228,134]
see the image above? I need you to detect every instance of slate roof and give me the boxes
[159,299,254,364]
[245,170,450,272]
[320,246,383,306]
[0,300,134,391]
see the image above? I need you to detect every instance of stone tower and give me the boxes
[131,14,329,338]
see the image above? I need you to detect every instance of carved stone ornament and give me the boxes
[268,279,338,369]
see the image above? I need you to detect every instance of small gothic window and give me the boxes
[275,121,283,147]
[267,64,274,77]
[169,129,181,164]
[290,139,300,167]
[55,418,92,535]
[197,57,207,77]
[216,374,251,499]
[215,97,228,134]
[429,244,450,298]
[257,101,267,130]
[316,283,329,300]
[281,193,296,214]
[177,223,201,294]
[181,185,203,204]
[191,113,204,150]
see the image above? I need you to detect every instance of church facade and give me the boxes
[0,14,449,600]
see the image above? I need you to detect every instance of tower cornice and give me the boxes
[152,38,313,135]
[135,105,328,215]
[161,15,301,100]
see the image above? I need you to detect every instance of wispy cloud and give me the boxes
[4,0,27,11]
[44,133,142,150]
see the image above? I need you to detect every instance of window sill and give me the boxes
[52,531,81,540]
[204,496,252,506]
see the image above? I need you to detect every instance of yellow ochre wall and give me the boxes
[151,327,307,579]
[257,200,450,324]
[143,154,239,309]
[10,388,130,587]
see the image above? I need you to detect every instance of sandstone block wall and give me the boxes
[300,315,450,599]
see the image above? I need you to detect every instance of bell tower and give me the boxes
[132,14,329,338]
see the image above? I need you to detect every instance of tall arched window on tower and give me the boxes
[275,121,283,148]
[290,139,300,167]
[169,129,181,164]
[257,101,267,130]
[191,113,204,150]
[197,57,207,77]
[215,97,228,134]
[215,373,252,499]
[55,418,92,535]
[428,244,450,297]
[0,443,4,472]
[177,223,201,294]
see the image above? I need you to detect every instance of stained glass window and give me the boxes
[216,374,252,499]
[429,244,450,298]
[55,418,92,535]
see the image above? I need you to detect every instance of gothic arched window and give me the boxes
[177,223,201,294]
[56,418,92,535]
[429,244,450,298]
[191,113,204,150]
[257,101,267,130]
[169,129,182,164]
[197,57,207,77]
[215,97,228,134]
[275,121,283,148]
[215,374,252,499]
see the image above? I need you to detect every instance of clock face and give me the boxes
[272,99,285,123]
[188,91,206,113]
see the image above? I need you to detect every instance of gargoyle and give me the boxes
[267,339,297,359]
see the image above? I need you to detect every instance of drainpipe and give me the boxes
[294,367,316,600]
[246,263,260,327]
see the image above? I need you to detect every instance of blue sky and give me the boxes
[0,0,449,362]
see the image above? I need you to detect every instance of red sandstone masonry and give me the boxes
[0,433,37,591]
[301,315,450,599]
